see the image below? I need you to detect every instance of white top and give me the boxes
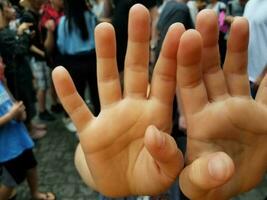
[187,1,198,25]
[243,0,267,82]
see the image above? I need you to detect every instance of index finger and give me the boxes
[52,67,93,132]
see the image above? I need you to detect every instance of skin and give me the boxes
[53,4,184,196]
[177,11,267,200]
[52,4,267,200]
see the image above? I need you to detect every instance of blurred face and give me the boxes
[1,1,16,21]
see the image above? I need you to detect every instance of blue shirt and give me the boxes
[0,81,34,163]
[57,11,97,55]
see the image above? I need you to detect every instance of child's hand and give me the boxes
[45,20,56,32]
[9,101,26,121]
[177,10,267,200]
[16,109,27,121]
[17,22,33,35]
[53,4,184,197]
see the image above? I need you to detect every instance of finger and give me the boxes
[17,101,23,107]
[95,23,121,108]
[144,125,184,181]
[177,30,208,115]
[223,17,250,97]
[20,104,25,111]
[196,9,228,101]
[256,74,267,104]
[52,66,93,132]
[179,152,234,199]
[124,4,150,98]
[150,23,185,106]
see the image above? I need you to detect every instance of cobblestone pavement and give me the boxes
[17,117,99,200]
[16,116,267,200]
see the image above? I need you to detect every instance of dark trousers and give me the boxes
[63,52,100,115]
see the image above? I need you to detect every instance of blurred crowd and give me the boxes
[0,0,267,200]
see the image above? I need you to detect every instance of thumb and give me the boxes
[144,125,184,181]
[179,152,235,199]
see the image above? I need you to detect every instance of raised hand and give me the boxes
[177,10,267,200]
[52,4,184,197]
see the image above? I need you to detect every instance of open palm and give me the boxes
[178,10,267,200]
[53,5,184,197]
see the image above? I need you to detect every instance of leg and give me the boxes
[37,89,46,113]
[26,167,39,197]
[26,167,55,200]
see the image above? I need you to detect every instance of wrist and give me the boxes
[6,112,14,121]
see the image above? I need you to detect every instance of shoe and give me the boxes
[30,129,47,140]
[39,110,55,121]
[62,117,77,132]
[51,103,64,113]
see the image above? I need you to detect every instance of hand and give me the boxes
[53,4,184,197]
[16,110,27,121]
[176,10,267,200]
[9,101,25,121]
[17,22,33,35]
[45,20,56,32]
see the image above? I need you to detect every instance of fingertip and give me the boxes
[228,17,249,51]
[196,9,218,46]
[95,22,116,58]
[129,3,150,17]
[208,152,235,182]
[95,22,115,39]
[52,66,66,80]
[196,9,218,26]
[160,23,185,58]
[178,30,203,65]
[168,22,185,32]
[145,125,165,149]
[128,3,150,42]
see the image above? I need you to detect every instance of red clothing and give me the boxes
[39,3,63,31]
[0,57,5,81]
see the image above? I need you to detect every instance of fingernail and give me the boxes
[150,125,165,148]
[208,156,228,181]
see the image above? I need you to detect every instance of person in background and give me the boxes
[90,0,104,18]
[154,0,193,62]
[225,0,247,24]
[20,0,56,122]
[243,0,267,99]
[52,0,99,134]
[39,0,64,114]
[187,0,206,25]
[0,0,46,139]
[0,71,56,200]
